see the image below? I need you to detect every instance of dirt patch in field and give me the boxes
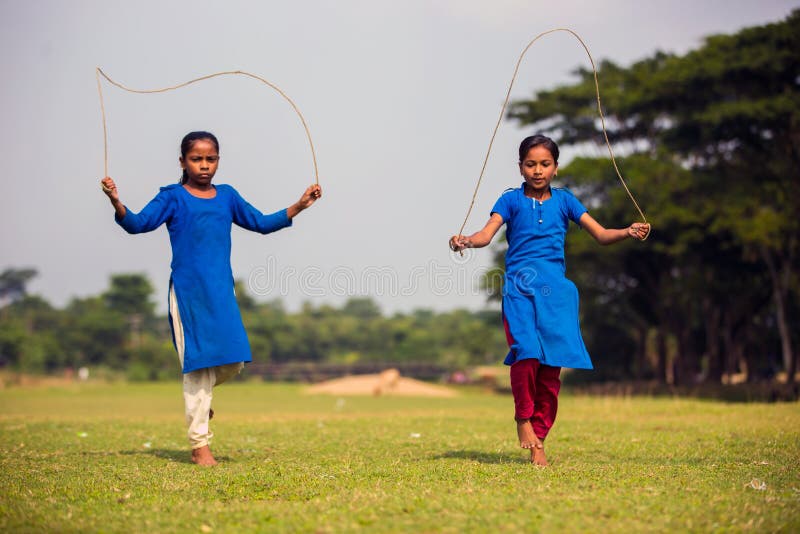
[306,369,457,398]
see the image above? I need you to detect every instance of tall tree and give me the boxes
[103,273,156,318]
[103,273,156,351]
[0,267,38,306]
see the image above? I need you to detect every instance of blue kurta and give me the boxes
[116,183,292,373]
[491,184,593,369]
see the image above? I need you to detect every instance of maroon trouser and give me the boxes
[509,359,561,439]
[504,317,562,440]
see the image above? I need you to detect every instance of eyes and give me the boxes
[188,156,220,164]
[522,160,553,168]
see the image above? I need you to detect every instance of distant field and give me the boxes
[0,382,798,532]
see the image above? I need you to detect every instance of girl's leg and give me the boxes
[531,364,561,440]
[183,368,217,465]
[170,283,217,465]
[503,298,549,462]
[510,359,539,449]
[214,362,244,386]
[206,362,244,420]
[529,364,561,466]
[182,363,243,466]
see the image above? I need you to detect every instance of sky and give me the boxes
[1,0,798,315]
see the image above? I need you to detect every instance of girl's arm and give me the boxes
[231,184,322,234]
[579,212,650,245]
[287,184,322,219]
[101,177,126,219]
[449,213,505,251]
[102,177,173,234]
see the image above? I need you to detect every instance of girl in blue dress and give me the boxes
[449,134,648,465]
[101,131,322,466]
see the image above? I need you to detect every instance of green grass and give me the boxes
[1,381,798,533]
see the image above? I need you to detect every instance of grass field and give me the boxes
[1,381,798,533]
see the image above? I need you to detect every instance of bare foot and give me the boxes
[191,445,218,466]
[516,420,538,449]
[531,440,548,467]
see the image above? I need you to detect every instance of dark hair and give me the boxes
[518,134,559,164]
[180,131,220,184]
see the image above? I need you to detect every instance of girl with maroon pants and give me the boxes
[450,135,648,465]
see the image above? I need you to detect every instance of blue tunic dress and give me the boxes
[116,183,292,373]
[491,184,593,369]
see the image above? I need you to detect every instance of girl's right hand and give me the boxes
[100,177,119,201]
[449,235,469,252]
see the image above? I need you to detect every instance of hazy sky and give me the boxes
[1,0,797,314]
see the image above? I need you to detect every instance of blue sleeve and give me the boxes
[490,191,513,223]
[562,189,588,225]
[227,185,293,234]
[115,189,174,234]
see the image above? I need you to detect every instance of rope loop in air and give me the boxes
[456,28,649,241]
[95,68,318,184]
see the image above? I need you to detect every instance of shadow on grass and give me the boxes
[433,449,525,464]
[118,448,233,465]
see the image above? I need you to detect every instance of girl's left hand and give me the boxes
[298,184,322,209]
[628,222,651,241]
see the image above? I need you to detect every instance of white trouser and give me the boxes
[169,284,243,449]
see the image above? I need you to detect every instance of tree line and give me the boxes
[0,269,508,379]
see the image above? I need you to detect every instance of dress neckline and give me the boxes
[522,184,552,203]
[182,184,218,199]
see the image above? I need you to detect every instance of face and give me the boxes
[519,145,558,194]
[180,139,220,187]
